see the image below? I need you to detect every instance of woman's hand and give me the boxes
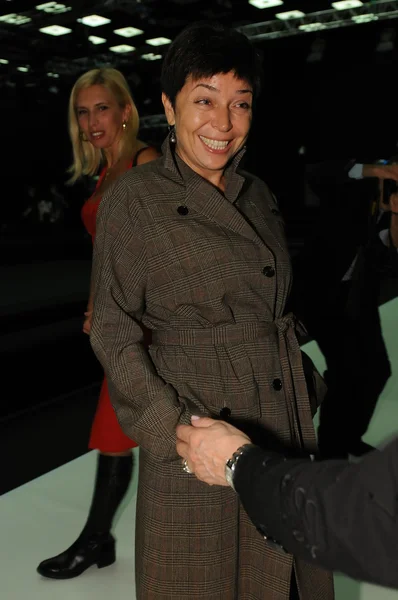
[176,417,251,486]
[83,309,93,335]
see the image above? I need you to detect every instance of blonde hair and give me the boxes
[68,67,140,183]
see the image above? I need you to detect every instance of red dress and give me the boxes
[81,164,138,451]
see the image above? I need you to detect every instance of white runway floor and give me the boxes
[2,298,397,600]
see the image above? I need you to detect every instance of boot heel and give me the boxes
[97,539,116,569]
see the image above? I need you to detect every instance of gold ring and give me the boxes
[182,459,193,474]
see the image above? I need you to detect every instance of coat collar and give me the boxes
[160,133,246,204]
[160,133,264,246]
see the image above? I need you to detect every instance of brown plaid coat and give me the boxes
[91,138,334,600]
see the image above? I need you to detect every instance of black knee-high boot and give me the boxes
[37,453,133,579]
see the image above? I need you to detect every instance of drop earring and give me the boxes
[122,121,127,131]
[169,125,176,143]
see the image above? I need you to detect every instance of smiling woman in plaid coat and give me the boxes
[90,21,334,600]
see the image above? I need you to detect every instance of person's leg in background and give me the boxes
[315,298,390,460]
[37,378,136,579]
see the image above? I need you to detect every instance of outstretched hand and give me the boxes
[176,417,251,486]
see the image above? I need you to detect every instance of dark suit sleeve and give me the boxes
[234,438,398,588]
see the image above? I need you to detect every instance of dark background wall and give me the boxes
[3,20,397,231]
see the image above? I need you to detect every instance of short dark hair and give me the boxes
[161,21,263,108]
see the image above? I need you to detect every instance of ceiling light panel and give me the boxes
[299,22,326,32]
[114,27,143,38]
[352,13,378,23]
[78,15,111,27]
[248,0,283,8]
[332,0,363,10]
[109,44,135,53]
[17,66,30,72]
[0,59,9,64]
[89,35,107,45]
[276,10,305,20]
[36,2,72,14]
[39,25,72,36]
[141,53,162,61]
[146,37,171,46]
[0,13,32,25]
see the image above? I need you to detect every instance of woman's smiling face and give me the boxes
[162,71,253,187]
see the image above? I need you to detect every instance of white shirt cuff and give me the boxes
[348,163,364,179]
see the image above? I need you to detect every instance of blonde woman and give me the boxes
[37,68,159,580]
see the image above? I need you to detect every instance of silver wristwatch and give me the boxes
[225,444,255,491]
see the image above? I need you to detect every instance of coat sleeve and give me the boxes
[90,178,196,461]
[234,437,398,589]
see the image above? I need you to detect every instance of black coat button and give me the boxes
[219,407,231,420]
[263,266,275,277]
[272,378,283,391]
[177,205,189,215]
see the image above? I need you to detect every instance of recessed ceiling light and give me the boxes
[36,2,72,14]
[276,10,304,20]
[332,0,363,10]
[78,15,111,27]
[299,22,326,32]
[39,24,72,36]
[17,66,29,72]
[0,13,32,25]
[89,35,107,45]
[0,58,9,64]
[109,44,135,53]
[352,13,378,23]
[47,72,60,78]
[248,0,283,9]
[141,53,162,61]
[146,37,171,46]
[114,27,143,38]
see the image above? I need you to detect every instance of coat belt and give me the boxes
[151,314,298,346]
[151,313,312,452]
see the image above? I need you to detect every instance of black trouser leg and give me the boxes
[315,307,390,458]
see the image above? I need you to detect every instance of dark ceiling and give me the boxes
[1,0,398,122]
[2,0,397,72]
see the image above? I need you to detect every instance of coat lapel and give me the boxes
[185,176,264,245]
[161,136,265,246]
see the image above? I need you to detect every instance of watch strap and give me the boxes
[225,444,256,491]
